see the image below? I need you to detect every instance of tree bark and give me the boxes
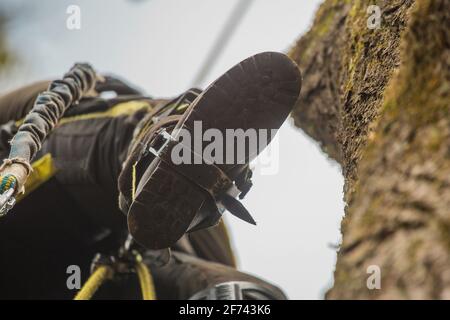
[289,0,449,299]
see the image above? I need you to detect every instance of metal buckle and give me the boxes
[148,129,176,157]
[0,188,16,217]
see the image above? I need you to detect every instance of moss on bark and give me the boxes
[289,0,449,299]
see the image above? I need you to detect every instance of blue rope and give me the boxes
[0,174,17,193]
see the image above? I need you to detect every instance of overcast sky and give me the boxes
[0,0,345,299]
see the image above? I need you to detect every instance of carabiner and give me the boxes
[0,188,16,217]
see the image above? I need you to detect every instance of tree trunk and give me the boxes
[289,0,449,299]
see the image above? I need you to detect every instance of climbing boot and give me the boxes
[119,52,302,249]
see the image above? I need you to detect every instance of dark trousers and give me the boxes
[0,82,283,299]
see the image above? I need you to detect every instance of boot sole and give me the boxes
[128,52,301,249]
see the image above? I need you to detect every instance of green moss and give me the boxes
[407,239,423,261]
[315,8,337,37]
[383,57,449,127]
[380,0,449,126]
[426,127,444,151]
[345,40,365,92]
[289,0,348,63]
[438,220,450,250]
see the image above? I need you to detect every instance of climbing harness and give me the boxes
[0,63,98,217]
[74,265,114,300]
[74,248,156,300]
[0,63,159,300]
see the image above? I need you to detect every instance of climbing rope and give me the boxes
[0,63,98,217]
[0,174,17,192]
[74,252,156,300]
[0,64,156,300]
[74,265,114,300]
[135,254,156,300]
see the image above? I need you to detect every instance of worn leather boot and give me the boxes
[119,52,301,250]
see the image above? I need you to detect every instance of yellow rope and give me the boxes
[16,101,153,127]
[135,256,157,300]
[131,162,137,200]
[74,255,156,300]
[74,265,114,300]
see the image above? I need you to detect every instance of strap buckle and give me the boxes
[148,129,176,157]
[0,188,16,217]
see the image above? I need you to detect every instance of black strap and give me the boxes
[148,129,256,225]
